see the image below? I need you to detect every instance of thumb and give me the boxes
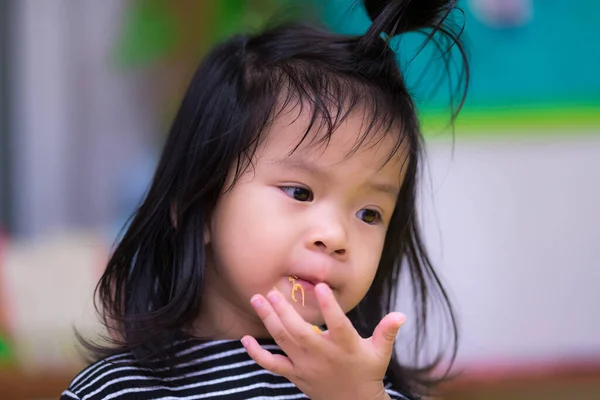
[372,312,406,359]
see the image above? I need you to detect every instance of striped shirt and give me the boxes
[61,339,411,399]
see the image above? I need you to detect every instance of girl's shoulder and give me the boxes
[59,339,282,400]
[60,351,144,400]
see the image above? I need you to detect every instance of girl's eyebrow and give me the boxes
[270,158,328,179]
[271,158,399,199]
[366,182,399,199]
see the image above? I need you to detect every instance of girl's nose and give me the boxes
[306,213,349,259]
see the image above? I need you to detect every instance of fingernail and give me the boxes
[241,337,249,347]
[395,314,407,328]
[250,295,264,308]
[315,283,329,296]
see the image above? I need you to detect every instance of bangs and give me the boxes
[232,60,416,183]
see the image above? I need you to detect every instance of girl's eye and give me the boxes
[357,209,382,225]
[280,186,314,202]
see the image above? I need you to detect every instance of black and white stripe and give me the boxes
[61,339,410,399]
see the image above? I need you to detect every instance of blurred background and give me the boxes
[0,0,599,398]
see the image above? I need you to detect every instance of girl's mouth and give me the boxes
[292,276,316,289]
[288,275,316,306]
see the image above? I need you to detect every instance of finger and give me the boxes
[314,283,357,347]
[371,312,406,360]
[250,294,296,352]
[266,289,321,348]
[241,335,294,378]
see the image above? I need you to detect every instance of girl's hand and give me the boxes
[241,283,406,400]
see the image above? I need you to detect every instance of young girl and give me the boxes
[62,0,468,399]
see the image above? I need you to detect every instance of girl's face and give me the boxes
[200,110,407,338]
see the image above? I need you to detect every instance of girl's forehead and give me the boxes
[260,108,408,172]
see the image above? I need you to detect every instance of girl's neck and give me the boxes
[193,269,272,340]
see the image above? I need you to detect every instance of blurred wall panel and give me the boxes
[10,0,155,239]
[0,0,12,233]
[419,136,600,366]
[12,0,73,237]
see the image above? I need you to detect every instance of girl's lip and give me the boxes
[289,275,318,292]
[293,277,315,290]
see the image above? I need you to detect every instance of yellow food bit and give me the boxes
[312,325,322,334]
[288,275,305,306]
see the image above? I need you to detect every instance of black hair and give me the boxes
[83,0,468,397]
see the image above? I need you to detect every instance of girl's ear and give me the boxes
[171,200,211,243]
[203,206,212,244]
[170,202,178,229]
[203,225,211,245]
